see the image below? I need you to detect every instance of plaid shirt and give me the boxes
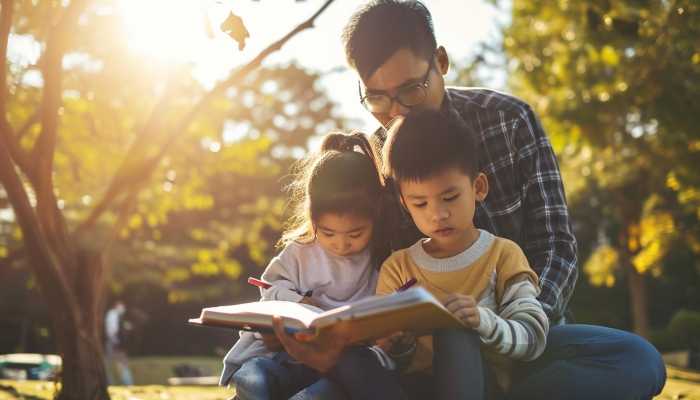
[372,87,578,323]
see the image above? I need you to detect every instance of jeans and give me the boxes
[399,329,501,400]
[104,340,134,386]
[507,324,667,400]
[325,324,665,400]
[232,353,321,400]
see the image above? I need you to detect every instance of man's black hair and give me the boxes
[342,1,437,81]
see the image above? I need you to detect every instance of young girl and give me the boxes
[220,132,398,400]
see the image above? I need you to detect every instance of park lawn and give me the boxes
[114,356,223,385]
[0,381,232,400]
[0,365,698,399]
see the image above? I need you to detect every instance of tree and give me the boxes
[502,0,700,337]
[0,0,336,398]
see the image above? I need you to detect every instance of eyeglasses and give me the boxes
[358,56,435,114]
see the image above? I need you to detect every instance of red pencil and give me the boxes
[247,277,272,289]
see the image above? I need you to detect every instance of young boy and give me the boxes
[376,110,549,399]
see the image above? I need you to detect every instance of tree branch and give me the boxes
[78,0,336,233]
[0,138,74,313]
[0,1,35,181]
[31,0,89,269]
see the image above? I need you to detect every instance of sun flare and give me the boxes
[118,0,210,62]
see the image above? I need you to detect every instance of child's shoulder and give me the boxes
[381,241,420,268]
[277,240,322,258]
[489,235,526,257]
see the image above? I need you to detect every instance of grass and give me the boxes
[113,356,222,385]
[0,365,698,399]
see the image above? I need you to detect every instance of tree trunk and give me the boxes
[626,260,650,338]
[51,248,109,400]
[54,321,109,400]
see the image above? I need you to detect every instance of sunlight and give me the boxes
[118,0,209,62]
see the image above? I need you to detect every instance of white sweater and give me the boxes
[220,241,378,386]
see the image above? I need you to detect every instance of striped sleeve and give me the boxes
[475,276,549,361]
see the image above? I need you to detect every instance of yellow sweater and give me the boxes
[377,230,548,389]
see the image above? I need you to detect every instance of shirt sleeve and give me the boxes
[475,240,549,360]
[259,244,304,303]
[514,105,578,322]
[476,275,549,361]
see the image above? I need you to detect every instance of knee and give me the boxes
[434,328,480,350]
[232,358,274,398]
[619,334,667,394]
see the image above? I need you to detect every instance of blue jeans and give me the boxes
[507,324,666,400]
[325,324,665,400]
[232,353,321,400]
[397,329,501,400]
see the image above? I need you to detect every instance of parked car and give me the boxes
[0,353,61,380]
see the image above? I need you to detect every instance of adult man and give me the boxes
[275,1,666,399]
[104,300,134,386]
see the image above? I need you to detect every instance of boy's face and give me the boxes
[360,47,448,127]
[399,167,488,256]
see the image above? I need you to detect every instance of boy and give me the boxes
[376,110,548,399]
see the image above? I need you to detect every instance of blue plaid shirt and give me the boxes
[373,87,578,324]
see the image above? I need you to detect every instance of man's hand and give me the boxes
[443,294,480,328]
[272,316,351,373]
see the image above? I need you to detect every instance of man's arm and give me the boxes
[515,104,578,322]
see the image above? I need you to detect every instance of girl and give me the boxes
[220,132,398,400]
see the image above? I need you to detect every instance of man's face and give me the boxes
[399,167,488,256]
[361,47,448,127]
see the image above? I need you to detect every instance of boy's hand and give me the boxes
[375,331,415,354]
[443,294,480,328]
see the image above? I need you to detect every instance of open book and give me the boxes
[189,286,464,343]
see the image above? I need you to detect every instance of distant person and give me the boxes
[221,132,404,400]
[104,300,134,386]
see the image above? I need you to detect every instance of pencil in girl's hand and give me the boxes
[248,277,313,297]
[248,277,272,289]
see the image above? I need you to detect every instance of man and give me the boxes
[104,300,134,386]
[274,1,666,399]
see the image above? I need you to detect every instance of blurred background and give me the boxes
[0,0,698,386]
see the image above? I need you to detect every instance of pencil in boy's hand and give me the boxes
[248,277,272,289]
[397,278,417,292]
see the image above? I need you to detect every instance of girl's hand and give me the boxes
[443,293,480,328]
[299,296,322,308]
[272,316,351,373]
[259,333,283,351]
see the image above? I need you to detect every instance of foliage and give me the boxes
[502,0,700,332]
[0,0,338,397]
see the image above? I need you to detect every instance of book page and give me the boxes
[194,301,323,330]
[308,287,463,342]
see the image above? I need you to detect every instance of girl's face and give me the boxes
[315,213,374,257]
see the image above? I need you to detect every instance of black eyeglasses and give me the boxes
[358,56,435,114]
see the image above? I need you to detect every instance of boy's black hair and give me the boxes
[342,0,437,81]
[382,109,480,183]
